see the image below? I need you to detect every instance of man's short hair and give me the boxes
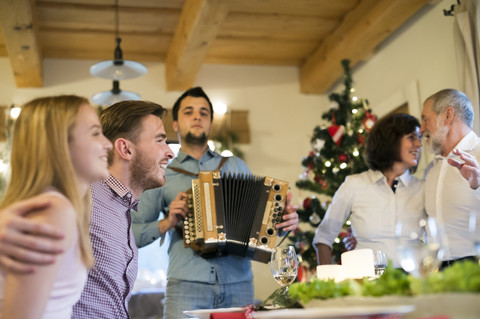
[425,88,473,128]
[172,87,214,122]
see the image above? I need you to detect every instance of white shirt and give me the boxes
[424,130,480,260]
[313,169,425,268]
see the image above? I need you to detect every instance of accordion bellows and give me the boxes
[183,170,289,263]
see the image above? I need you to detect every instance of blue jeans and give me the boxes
[163,279,254,319]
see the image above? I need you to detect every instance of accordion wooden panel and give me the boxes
[183,171,289,263]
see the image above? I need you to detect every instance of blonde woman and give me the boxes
[0,95,112,318]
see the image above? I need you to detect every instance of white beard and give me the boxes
[427,124,449,155]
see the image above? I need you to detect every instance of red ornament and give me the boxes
[357,133,365,145]
[328,124,345,146]
[362,110,376,132]
[303,197,312,210]
[339,231,349,239]
[339,154,348,162]
[314,176,328,190]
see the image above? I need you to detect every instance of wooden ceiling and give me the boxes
[0,0,432,94]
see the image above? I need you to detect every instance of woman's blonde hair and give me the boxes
[0,95,94,267]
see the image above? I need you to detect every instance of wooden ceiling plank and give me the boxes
[165,0,230,91]
[207,37,318,65]
[37,3,182,34]
[218,12,340,41]
[0,24,8,56]
[229,0,359,18]
[300,0,431,94]
[40,30,171,61]
[0,0,42,87]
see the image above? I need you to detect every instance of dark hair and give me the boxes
[366,113,420,172]
[172,86,214,122]
[100,100,166,164]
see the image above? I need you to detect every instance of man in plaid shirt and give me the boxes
[73,100,174,318]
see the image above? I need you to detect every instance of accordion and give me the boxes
[183,170,289,263]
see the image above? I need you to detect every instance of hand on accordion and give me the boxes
[275,192,299,232]
[160,192,189,235]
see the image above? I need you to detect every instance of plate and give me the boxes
[183,307,245,319]
[252,305,415,318]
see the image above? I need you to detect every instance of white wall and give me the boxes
[0,0,463,302]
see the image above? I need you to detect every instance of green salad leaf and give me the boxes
[287,260,480,305]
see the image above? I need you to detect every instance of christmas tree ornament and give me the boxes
[312,138,325,152]
[328,124,345,146]
[362,110,376,131]
[339,154,348,162]
[309,211,321,225]
[298,171,309,180]
[303,197,312,210]
[357,133,365,145]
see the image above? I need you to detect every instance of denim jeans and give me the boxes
[163,279,254,319]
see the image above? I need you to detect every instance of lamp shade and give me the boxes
[90,59,147,80]
[91,80,141,106]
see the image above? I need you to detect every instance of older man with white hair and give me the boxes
[420,88,480,269]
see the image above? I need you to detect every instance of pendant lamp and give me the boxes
[91,80,141,106]
[89,0,147,80]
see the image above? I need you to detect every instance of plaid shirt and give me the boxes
[72,175,138,319]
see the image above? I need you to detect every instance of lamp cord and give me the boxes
[114,0,119,39]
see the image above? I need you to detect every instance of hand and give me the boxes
[0,196,64,274]
[342,234,357,251]
[276,192,299,232]
[447,149,480,189]
[166,192,189,229]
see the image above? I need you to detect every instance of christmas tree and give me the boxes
[291,59,376,276]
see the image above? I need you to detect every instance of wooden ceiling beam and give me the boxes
[299,0,431,94]
[0,0,43,87]
[165,0,230,91]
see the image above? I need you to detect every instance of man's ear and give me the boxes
[172,121,179,133]
[444,106,455,125]
[114,138,134,160]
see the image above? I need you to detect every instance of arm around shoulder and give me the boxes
[1,193,76,319]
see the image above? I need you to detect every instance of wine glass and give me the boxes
[270,246,298,290]
[469,211,480,260]
[374,250,387,277]
[395,217,444,278]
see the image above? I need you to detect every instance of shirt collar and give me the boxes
[175,148,219,164]
[433,130,478,164]
[367,169,413,187]
[448,130,478,156]
[104,174,134,201]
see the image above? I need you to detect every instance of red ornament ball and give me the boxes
[303,197,312,210]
